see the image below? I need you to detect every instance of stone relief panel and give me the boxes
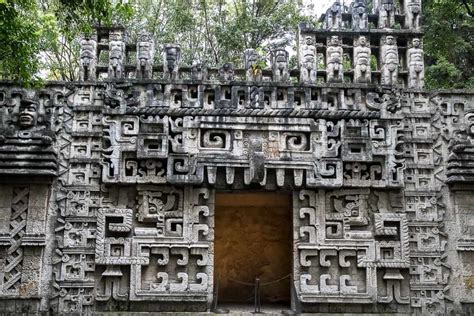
[94,185,214,311]
[0,87,65,176]
[0,1,474,313]
[293,189,411,312]
[0,184,50,300]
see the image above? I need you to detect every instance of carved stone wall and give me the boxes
[0,0,473,314]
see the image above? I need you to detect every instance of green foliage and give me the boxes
[425,57,463,89]
[54,0,134,34]
[0,0,472,88]
[0,0,134,84]
[127,0,305,67]
[0,0,42,85]
[423,0,474,89]
[370,55,378,71]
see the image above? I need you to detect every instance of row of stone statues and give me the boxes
[80,30,424,88]
[299,34,424,88]
[325,0,421,30]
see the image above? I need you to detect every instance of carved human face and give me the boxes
[18,102,38,128]
[412,38,420,48]
[330,36,339,46]
[302,36,315,62]
[166,47,179,66]
[138,42,151,61]
[302,37,315,66]
[275,50,287,63]
[386,36,395,45]
[110,41,123,59]
[80,39,94,61]
[359,36,367,46]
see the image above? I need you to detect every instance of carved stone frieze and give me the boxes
[0,0,473,314]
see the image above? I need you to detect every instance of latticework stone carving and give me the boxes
[0,0,473,314]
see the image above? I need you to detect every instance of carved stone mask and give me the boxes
[18,100,39,128]
[138,42,151,60]
[166,48,178,65]
[275,50,287,63]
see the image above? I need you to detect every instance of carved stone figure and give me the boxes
[1,5,473,315]
[381,35,399,85]
[354,36,371,83]
[163,44,181,80]
[191,60,208,81]
[17,99,39,128]
[407,38,424,89]
[351,0,368,30]
[136,31,154,79]
[326,36,343,82]
[405,0,421,29]
[244,49,262,82]
[218,62,234,81]
[108,30,125,79]
[325,0,342,30]
[79,35,97,81]
[299,34,317,83]
[271,49,289,82]
[378,0,395,29]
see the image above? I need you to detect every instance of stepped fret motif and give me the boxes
[0,1,473,314]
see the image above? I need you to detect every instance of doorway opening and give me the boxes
[214,192,292,310]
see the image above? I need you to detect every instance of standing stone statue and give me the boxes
[354,36,371,83]
[326,36,343,83]
[381,35,399,85]
[108,30,125,79]
[405,0,421,30]
[136,31,154,79]
[191,60,208,81]
[351,0,368,31]
[299,34,317,83]
[325,0,343,30]
[79,35,97,81]
[271,49,289,82]
[244,49,262,82]
[218,63,234,81]
[407,38,424,89]
[378,0,395,29]
[163,44,181,80]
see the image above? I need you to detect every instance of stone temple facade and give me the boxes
[0,0,473,314]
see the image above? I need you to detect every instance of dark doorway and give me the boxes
[214,192,292,306]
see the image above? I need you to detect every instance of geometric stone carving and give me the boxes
[0,1,472,314]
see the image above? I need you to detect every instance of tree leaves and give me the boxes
[0,0,42,85]
[2,0,471,88]
[423,0,474,89]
